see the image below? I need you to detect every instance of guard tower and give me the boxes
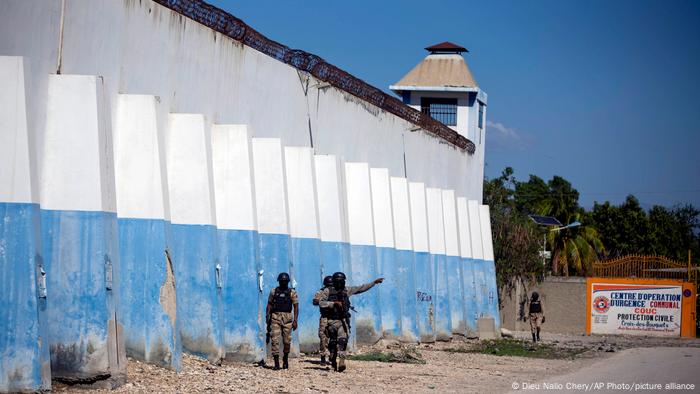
[390,42,487,144]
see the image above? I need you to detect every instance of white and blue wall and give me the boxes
[0,1,499,390]
[0,56,50,393]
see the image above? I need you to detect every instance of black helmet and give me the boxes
[277,272,290,282]
[531,292,539,301]
[323,275,333,287]
[332,272,346,281]
[332,272,346,289]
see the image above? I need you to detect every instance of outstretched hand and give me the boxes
[374,278,385,284]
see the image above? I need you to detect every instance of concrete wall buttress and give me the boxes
[251,138,294,353]
[370,168,401,339]
[165,113,223,363]
[314,155,350,277]
[344,162,381,345]
[467,200,485,320]
[390,177,419,343]
[426,188,451,340]
[480,205,500,329]
[212,124,264,362]
[114,94,181,370]
[40,74,126,384]
[284,146,323,353]
[408,182,435,342]
[457,197,477,335]
[0,56,51,393]
[442,190,466,336]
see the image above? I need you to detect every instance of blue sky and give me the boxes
[209,0,700,209]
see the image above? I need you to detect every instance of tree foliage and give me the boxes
[484,168,699,280]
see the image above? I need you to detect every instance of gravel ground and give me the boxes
[53,332,700,394]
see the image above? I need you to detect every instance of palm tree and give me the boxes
[516,175,605,276]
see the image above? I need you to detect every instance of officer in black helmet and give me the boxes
[318,272,384,372]
[526,291,545,342]
[312,275,334,364]
[266,272,299,370]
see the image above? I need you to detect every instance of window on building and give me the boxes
[478,103,484,129]
[421,97,457,126]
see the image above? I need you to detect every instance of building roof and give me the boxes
[391,52,478,92]
[425,42,468,53]
[151,0,475,154]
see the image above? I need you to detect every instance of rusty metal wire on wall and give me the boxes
[153,0,476,154]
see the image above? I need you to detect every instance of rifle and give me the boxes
[265,314,272,344]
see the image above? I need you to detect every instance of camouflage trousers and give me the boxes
[324,318,349,359]
[270,312,293,355]
[318,317,330,356]
[529,313,543,333]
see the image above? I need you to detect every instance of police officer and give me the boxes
[313,276,334,365]
[266,272,299,370]
[527,292,545,342]
[318,272,383,372]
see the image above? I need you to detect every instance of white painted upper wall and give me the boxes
[480,205,495,261]
[211,124,256,231]
[370,168,395,248]
[390,177,413,251]
[456,197,473,259]
[285,146,320,239]
[426,187,446,255]
[252,138,289,235]
[467,200,483,259]
[0,0,485,210]
[41,74,116,213]
[0,56,35,204]
[166,113,216,225]
[345,162,374,246]
[314,154,346,243]
[114,94,168,220]
[409,182,429,253]
[441,190,459,257]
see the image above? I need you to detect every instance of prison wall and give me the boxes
[0,1,497,391]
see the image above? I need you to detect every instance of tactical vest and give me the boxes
[327,287,351,320]
[271,288,293,313]
[529,300,542,314]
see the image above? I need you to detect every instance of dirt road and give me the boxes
[54,333,700,393]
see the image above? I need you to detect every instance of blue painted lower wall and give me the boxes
[291,237,322,353]
[396,249,419,342]
[41,209,125,381]
[169,223,223,363]
[432,253,452,340]
[461,258,478,335]
[0,202,50,392]
[320,241,350,277]
[117,218,180,370]
[376,247,401,338]
[446,256,466,336]
[484,259,501,329]
[218,229,264,362]
[414,252,435,342]
[349,244,381,345]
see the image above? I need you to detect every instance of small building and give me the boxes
[390,42,488,145]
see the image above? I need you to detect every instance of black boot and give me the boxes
[273,355,280,370]
[330,355,337,371]
[532,332,537,343]
[536,328,541,342]
[320,355,326,365]
[282,352,289,369]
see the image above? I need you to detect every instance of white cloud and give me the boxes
[485,120,534,151]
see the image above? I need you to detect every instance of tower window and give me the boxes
[421,97,457,126]
[478,103,484,129]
